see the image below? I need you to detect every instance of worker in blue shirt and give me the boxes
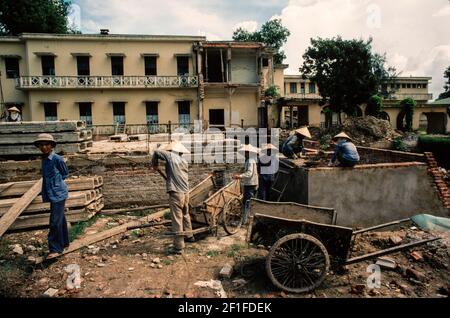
[281,126,311,159]
[34,133,69,258]
[329,132,360,167]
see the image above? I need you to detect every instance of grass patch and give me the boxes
[206,250,220,258]
[227,244,246,257]
[68,215,101,242]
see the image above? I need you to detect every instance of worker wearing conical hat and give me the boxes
[281,126,311,159]
[151,141,194,255]
[329,132,360,167]
[233,144,260,225]
[6,106,22,122]
[257,143,278,201]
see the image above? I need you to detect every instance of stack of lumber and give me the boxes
[0,176,104,231]
[0,121,92,156]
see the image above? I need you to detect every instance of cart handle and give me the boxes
[345,236,440,265]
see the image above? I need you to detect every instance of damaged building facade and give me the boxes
[0,32,277,132]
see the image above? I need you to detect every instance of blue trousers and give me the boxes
[242,185,257,225]
[258,175,274,201]
[48,200,69,253]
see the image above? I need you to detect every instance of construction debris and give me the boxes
[219,263,234,279]
[0,121,92,157]
[375,257,397,270]
[43,288,59,298]
[64,264,82,290]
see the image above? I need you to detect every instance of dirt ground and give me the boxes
[0,209,449,299]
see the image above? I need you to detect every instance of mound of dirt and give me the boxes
[309,116,403,147]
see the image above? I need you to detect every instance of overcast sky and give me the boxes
[71,0,450,100]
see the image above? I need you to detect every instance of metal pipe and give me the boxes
[353,218,411,235]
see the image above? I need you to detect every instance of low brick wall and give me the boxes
[0,154,242,209]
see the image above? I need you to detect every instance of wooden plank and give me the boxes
[100,204,169,215]
[0,176,103,197]
[0,190,98,215]
[0,121,85,133]
[8,198,104,231]
[0,142,91,156]
[0,179,42,237]
[42,208,170,261]
[0,130,92,145]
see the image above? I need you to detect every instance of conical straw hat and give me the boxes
[238,144,260,154]
[295,126,312,139]
[162,141,190,154]
[333,132,352,141]
[260,143,278,151]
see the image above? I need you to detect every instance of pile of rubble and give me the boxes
[309,116,402,147]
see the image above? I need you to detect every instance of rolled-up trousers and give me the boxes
[169,191,194,250]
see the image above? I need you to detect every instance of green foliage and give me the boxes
[419,135,450,169]
[233,19,290,64]
[366,95,383,117]
[205,250,220,257]
[227,244,246,257]
[264,85,280,97]
[392,137,408,152]
[68,215,99,242]
[300,36,394,117]
[0,0,74,35]
[438,65,450,100]
[400,98,416,132]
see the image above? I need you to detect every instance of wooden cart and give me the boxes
[246,198,440,293]
[186,174,243,236]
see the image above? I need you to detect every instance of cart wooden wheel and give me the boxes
[221,196,242,235]
[266,233,330,293]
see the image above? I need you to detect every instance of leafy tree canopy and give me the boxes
[300,36,395,116]
[438,65,450,100]
[0,0,76,35]
[233,19,290,65]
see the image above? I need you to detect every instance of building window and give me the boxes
[300,83,305,94]
[5,57,20,78]
[177,56,189,75]
[112,102,125,124]
[423,83,427,89]
[402,83,406,89]
[406,83,411,88]
[209,109,225,127]
[178,101,190,128]
[41,56,55,76]
[146,102,158,132]
[44,103,57,121]
[77,56,90,76]
[79,102,92,126]
[262,58,269,67]
[309,83,316,94]
[412,83,417,89]
[289,83,297,94]
[145,56,157,76]
[111,56,124,76]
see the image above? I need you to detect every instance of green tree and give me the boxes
[366,95,382,117]
[233,19,290,65]
[300,36,393,117]
[0,0,74,35]
[400,98,416,132]
[438,65,450,100]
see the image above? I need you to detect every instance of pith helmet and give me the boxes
[34,133,56,147]
[7,106,20,113]
[333,132,353,142]
[295,126,312,139]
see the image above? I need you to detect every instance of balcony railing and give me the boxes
[284,92,322,100]
[385,93,433,101]
[16,75,198,89]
